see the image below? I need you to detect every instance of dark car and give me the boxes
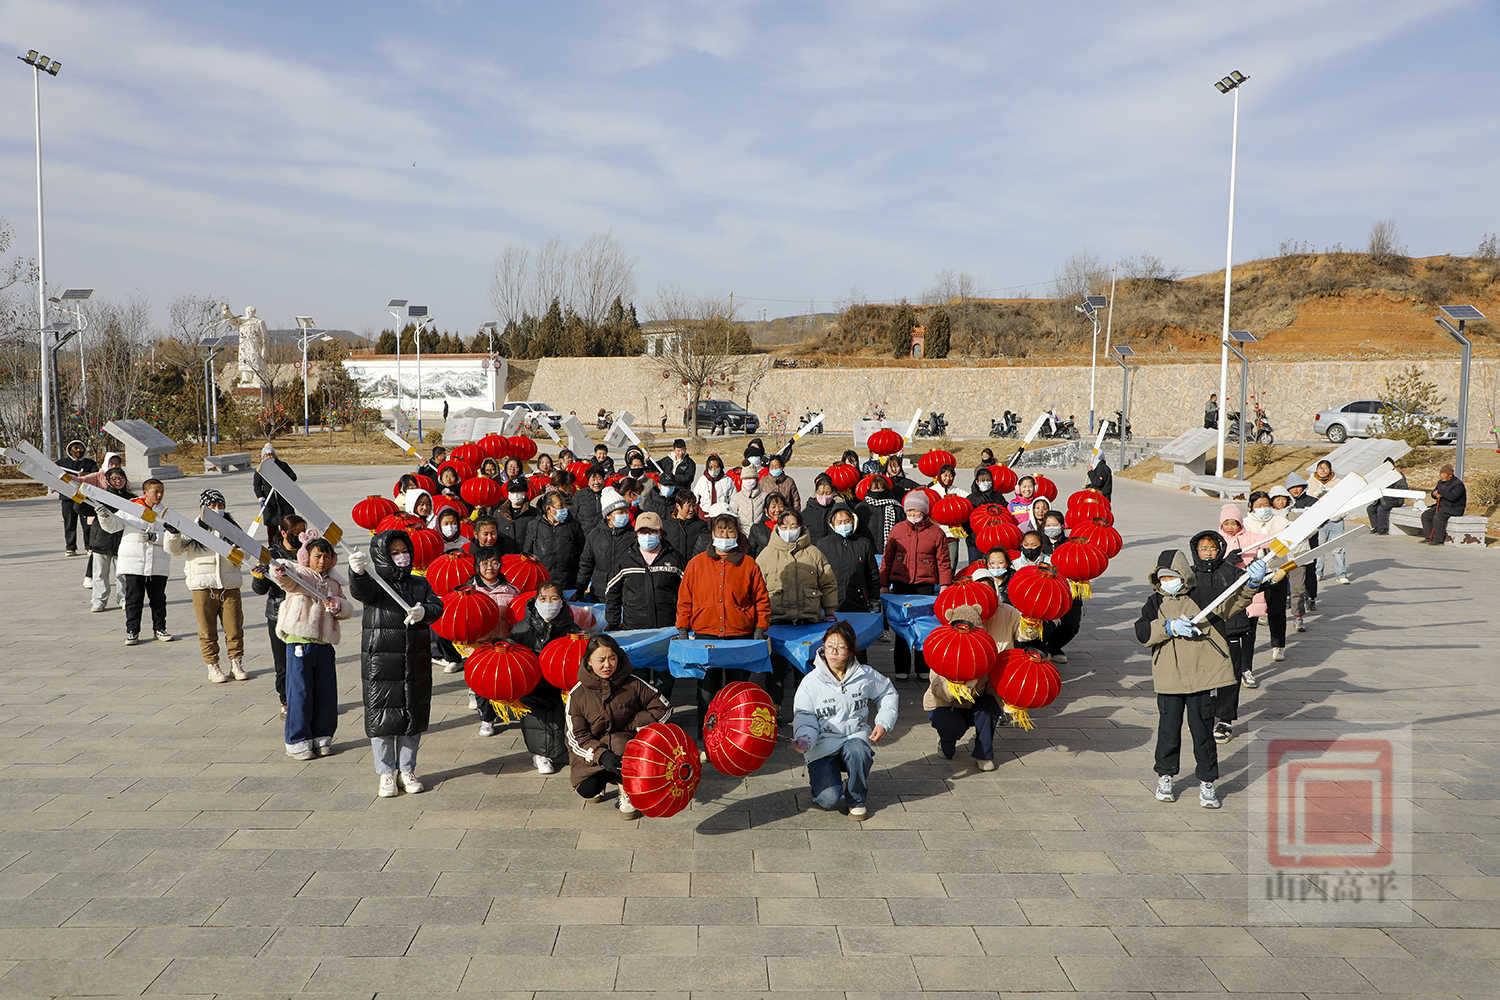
[690,399,760,434]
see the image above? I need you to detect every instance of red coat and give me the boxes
[880,519,953,588]
[676,548,771,637]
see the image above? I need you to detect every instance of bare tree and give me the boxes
[82,298,154,441]
[1367,219,1405,262]
[1054,251,1109,302]
[1119,253,1180,282]
[488,244,530,329]
[570,232,636,328]
[169,294,222,346]
[651,289,740,437]
[530,238,572,317]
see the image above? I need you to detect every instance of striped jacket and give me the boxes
[605,541,686,630]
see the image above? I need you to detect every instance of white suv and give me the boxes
[501,400,563,429]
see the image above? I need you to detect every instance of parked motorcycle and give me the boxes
[989,410,1020,438]
[916,412,948,438]
[596,409,613,430]
[1102,410,1132,441]
[800,410,824,434]
[1225,405,1274,445]
[1038,413,1080,440]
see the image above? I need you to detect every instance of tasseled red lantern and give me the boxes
[539,632,589,691]
[1007,564,1074,623]
[506,590,537,627]
[449,442,486,468]
[932,494,973,528]
[352,495,398,531]
[969,502,1016,533]
[991,647,1061,730]
[1069,518,1123,560]
[526,473,549,498]
[975,519,1023,555]
[917,449,956,479]
[1066,489,1113,526]
[508,436,538,462]
[987,464,1018,494]
[464,640,541,722]
[867,428,904,456]
[854,474,880,501]
[1033,474,1058,502]
[406,528,445,570]
[412,473,438,495]
[702,681,778,777]
[438,459,475,483]
[433,585,501,642]
[425,551,473,598]
[955,558,987,580]
[479,433,509,460]
[825,463,858,492]
[622,722,702,818]
[501,554,550,592]
[924,620,999,684]
[461,476,502,509]
[933,579,1000,625]
[566,461,592,487]
[431,495,468,520]
[1051,540,1110,599]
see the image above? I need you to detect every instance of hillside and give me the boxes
[782,253,1500,365]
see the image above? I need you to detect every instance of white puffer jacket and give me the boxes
[96,505,172,577]
[273,561,350,644]
[165,528,243,590]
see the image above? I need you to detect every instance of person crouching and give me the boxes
[565,634,671,820]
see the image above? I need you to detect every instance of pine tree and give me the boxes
[375,330,397,354]
[926,307,952,359]
[890,301,916,358]
[537,298,565,358]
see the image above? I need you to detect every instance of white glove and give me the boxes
[403,606,425,626]
[348,550,371,574]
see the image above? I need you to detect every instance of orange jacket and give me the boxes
[676,548,771,637]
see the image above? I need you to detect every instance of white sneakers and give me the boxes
[467,692,479,710]
[1271,647,1286,662]
[439,659,461,674]
[377,772,424,796]
[848,805,868,819]
[478,721,496,737]
[229,659,248,681]
[534,755,557,775]
[1213,721,1233,744]
[155,630,173,642]
[206,663,228,684]
[1336,575,1351,585]
[1199,781,1222,809]
[1241,668,1258,688]
[399,772,425,794]
[1052,652,1069,665]
[378,773,398,797]
[1154,775,1176,802]
[617,789,640,819]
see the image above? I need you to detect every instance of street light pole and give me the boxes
[296,317,332,437]
[406,307,431,439]
[1111,346,1135,473]
[1077,295,1107,434]
[1436,306,1487,480]
[1214,70,1249,478]
[20,50,61,457]
[386,299,408,431]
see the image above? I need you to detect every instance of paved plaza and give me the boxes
[1,462,1497,999]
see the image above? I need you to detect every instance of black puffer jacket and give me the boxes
[525,514,586,592]
[746,519,775,558]
[578,524,634,601]
[510,598,584,653]
[493,503,536,552]
[349,530,444,739]
[571,486,606,537]
[1189,529,1249,638]
[606,540,686,630]
[1087,459,1114,500]
[662,515,709,563]
[250,535,300,621]
[85,483,133,557]
[802,497,835,542]
[813,503,880,612]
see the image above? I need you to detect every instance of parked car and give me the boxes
[689,399,760,434]
[1312,399,1457,444]
[500,400,563,429]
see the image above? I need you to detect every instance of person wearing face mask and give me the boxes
[748,494,788,557]
[802,474,839,542]
[493,478,538,552]
[977,549,1013,604]
[882,455,919,496]
[663,491,709,561]
[1135,538,1266,809]
[677,514,772,743]
[347,530,445,798]
[268,532,351,760]
[727,460,767,536]
[1284,472,1319,615]
[762,453,802,513]
[428,511,471,676]
[251,515,308,714]
[605,512,686,698]
[165,489,248,685]
[1038,511,1082,664]
[1243,492,1291,666]
[1014,531,1049,569]
[83,463,131,613]
[968,467,1003,509]
[879,491,953,682]
[814,502,879,614]
[508,581,587,774]
[854,475,902,554]
[640,470,677,520]
[525,492,586,595]
[1025,498,1051,537]
[1208,508,1261,745]
[577,487,635,602]
[465,546,520,736]
[929,463,971,568]
[759,510,839,711]
[1307,460,1349,584]
[692,454,737,518]
[434,508,467,553]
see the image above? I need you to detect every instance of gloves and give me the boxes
[752,628,767,640]
[348,550,371,574]
[1165,616,1201,639]
[269,562,288,577]
[598,750,622,772]
[676,629,691,640]
[1271,563,1292,585]
[792,737,811,753]
[1246,558,1268,586]
[403,606,425,626]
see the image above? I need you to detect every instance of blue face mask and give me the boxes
[770,468,784,478]
[661,486,675,497]
[712,536,737,552]
[977,480,992,492]
[610,512,630,529]
[638,532,661,552]
[833,522,854,538]
[554,508,569,523]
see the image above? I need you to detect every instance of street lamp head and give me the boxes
[386,298,407,309]
[317,334,333,343]
[59,288,93,301]
[1085,295,1108,309]
[46,59,60,75]
[295,315,316,330]
[1229,70,1247,84]
[22,49,39,63]
[480,321,497,331]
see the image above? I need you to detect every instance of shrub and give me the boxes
[1372,366,1446,448]
[1248,440,1277,474]
[1469,472,1500,512]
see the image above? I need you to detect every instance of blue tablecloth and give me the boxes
[768,612,886,674]
[881,593,941,650]
[668,638,772,679]
[611,627,679,672]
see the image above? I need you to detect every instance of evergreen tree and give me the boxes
[537,297,565,358]
[926,307,952,359]
[375,330,398,354]
[890,301,916,358]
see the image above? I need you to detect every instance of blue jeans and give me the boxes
[1316,521,1347,579]
[807,738,874,809]
[370,734,420,775]
[284,641,338,755]
[928,695,1000,761]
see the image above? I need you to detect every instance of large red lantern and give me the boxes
[501,554,550,592]
[917,449,956,479]
[992,647,1061,730]
[1051,540,1110,599]
[438,459,475,483]
[622,722,701,818]
[508,435,538,462]
[406,528,445,569]
[955,558,987,580]
[464,640,541,705]
[987,464,1018,494]
[461,476,502,509]
[825,463,858,492]
[539,632,589,691]
[1066,489,1113,526]
[351,495,398,531]
[479,433,509,461]
[1033,474,1058,502]
[867,428,904,456]
[412,473,438,495]
[854,473,880,501]
[975,519,1023,554]
[969,502,1015,533]
[1070,518,1123,560]
[933,579,1000,625]
[566,460,592,487]
[506,590,537,627]
[702,681,778,777]
[924,620,999,684]
[1007,564,1074,623]
[431,494,468,520]
[932,494,973,528]
[526,472,550,499]
[375,512,423,535]
[433,586,501,642]
[449,442,486,468]
[425,551,473,597]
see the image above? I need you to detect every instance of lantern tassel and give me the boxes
[1070,580,1093,600]
[488,699,532,724]
[1003,703,1035,731]
[945,680,976,706]
[1018,617,1043,641]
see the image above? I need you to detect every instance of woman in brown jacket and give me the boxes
[565,634,671,819]
[879,490,953,681]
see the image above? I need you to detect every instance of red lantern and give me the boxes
[375,512,423,535]
[975,520,1022,554]
[508,436,538,462]
[854,473,879,501]
[526,472,549,498]
[867,428,904,456]
[351,495,398,531]
[412,473,438,495]
[622,722,702,818]
[924,620,999,684]
[1070,518,1123,560]
[425,551,473,597]
[506,590,537,627]
[955,558,986,580]
[825,463,858,492]
[431,494,468,520]
[501,554,550,592]
[539,632,589,691]
[933,579,1000,625]
[438,459,475,483]
[987,464,1018,494]
[566,460,592,487]
[461,476,502,509]
[1033,474,1058,502]
[406,528,444,569]
[702,681,777,777]
[1051,539,1110,599]
[433,585,501,642]
[464,641,541,702]
[969,502,1015,533]
[1066,489,1113,526]
[450,442,486,468]
[917,449,956,479]
[479,433,509,460]
[992,647,1061,729]
[1007,564,1074,622]
[932,494,973,528]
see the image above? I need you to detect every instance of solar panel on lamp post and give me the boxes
[1213,69,1249,478]
[1225,330,1257,476]
[1111,346,1135,471]
[1436,305,1486,479]
[386,299,408,431]
[1076,295,1108,435]
[19,49,62,457]
[406,307,431,438]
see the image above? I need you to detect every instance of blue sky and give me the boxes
[3,0,1496,336]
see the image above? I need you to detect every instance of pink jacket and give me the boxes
[1220,522,1270,619]
[273,562,352,644]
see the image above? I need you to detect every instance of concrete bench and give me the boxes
[1390,507,1488,546]
[203,452,252,473]
[1389,508,1424,536]
[1187,475,1252,501]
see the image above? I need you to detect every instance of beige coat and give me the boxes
[923,603,1024,710]
[1135,551,1254,695]
[757,531,838,623]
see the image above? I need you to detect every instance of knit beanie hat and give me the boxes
[902,490,930,513]
[599,487,628,517]
[1285,472,1307,489]
[1218,503,1242,526]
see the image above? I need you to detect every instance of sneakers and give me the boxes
[1213,721,1233,744]
[82,577,93,589]
[287,748,317,761]
[155,630,173,642]
[533,755,557,775]
[975,758,997,772]
[1307,598,1317,612]
[1154,775,1176,802]
[65,548,77,556]
[1052,651,1069,665]
[1271,647,1286,662]
[1294,616,1306,633]
[377,773,399,797]
[848,804,868,819]
[315,743,335,757]
[206,663,228,684]
[228,659,248,681]
[125,633,139,646]
[915,669,930,681]
[280,703,288,718]
[618,790,640,819]
[1199,781,1222,809]
[467,691,479,710]
[893,671,911,683]
[398,772,425,794]
[1241,668,1258,688]
[478,721,496,737]
[90,604,106,613]
[439,659,461,674]
[1336,575,1351,586]
[937,739,956,760]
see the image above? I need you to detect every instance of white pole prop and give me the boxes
[198,505,274,567]
[256,459,415,614]
[248,487,276,540]
[155,505,253,567]
[4,446,154,532]
[1192,525,1368,626]
[903,409,922,443]
[612,417,650,459]
[1005,413,1049,466]
[1090,421,1108,463]
[380,426,421,459]
[776,412,824,458]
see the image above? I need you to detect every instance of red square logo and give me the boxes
[1265,738,1393,869]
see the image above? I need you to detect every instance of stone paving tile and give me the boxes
[973,925,1128,956]
[1201,956,1374,993]
[147,956,319,993]
[205,895,358,926]
[1343,957,1500,995]
[770,956,920,992]
[552,924,694,956]
[0,925,132,959]
[1058,955,1221,992]
[305,955,470,992]
[698,924,842,956]
[886,897,1029,926]
[1109,925,1268,957]
[0,956,171,996]
[261,924,419,957]
[111,925,276,958]
[345,895,494,926]
[483,896,624,924]
[563,872,690,897]
[1247,925,1408,957]
[838,924,984,955]
[756,896,894,925]
[911,955,1071,992]
[463,955,619,991]
[622,896,756,925]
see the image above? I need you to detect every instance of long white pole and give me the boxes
[416,323,423,439]
[301,335,310,435]
[1216,86,1241,478]
[32,64,52,459]
[1103,265,1116,372]
[75,305,86,416]
[1088,312,1098,435]
[390,310,403,431]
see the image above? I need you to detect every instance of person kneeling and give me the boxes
[565,635,671,820]
[792,622,898,819]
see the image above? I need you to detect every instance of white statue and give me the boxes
[221,304,269,393]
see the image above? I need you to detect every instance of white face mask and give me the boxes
[906,512,924,524]
[391,552,413,569]
[778,527,800,543]
[1253,507,1274,520]
[1160,577,1184,595]
[977,480,992,492]
[440,523,459,539]
[508,492,527,505]
[1043,525,1062,539]
[712,536,737,552]
[535,600,564,620]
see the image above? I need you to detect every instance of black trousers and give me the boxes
[1155,691,1218,782]
[122,574,167,635]
[1261,578,1287,648]
[890,582,934,676]
[641,667,675,705]
[61,499,81,551]
[1304,564,1318,605]
[576,766,623,799]
[1216,624,1257,724]
[1045,601,1084,655]
[1422,508,1451,545]
[519,683,568,763]
[1367,499,1396,534]
[267,620,287,704]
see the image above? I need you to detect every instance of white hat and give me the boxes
[260,443,275,457]
[599,486,628,517]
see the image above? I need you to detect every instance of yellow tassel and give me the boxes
[946,680,976,706]
[1018,617,1043,641]
[488,699,532,724]
[454,642,476,658]
[1003,703,1035,731]
[1070,580,1093,600]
